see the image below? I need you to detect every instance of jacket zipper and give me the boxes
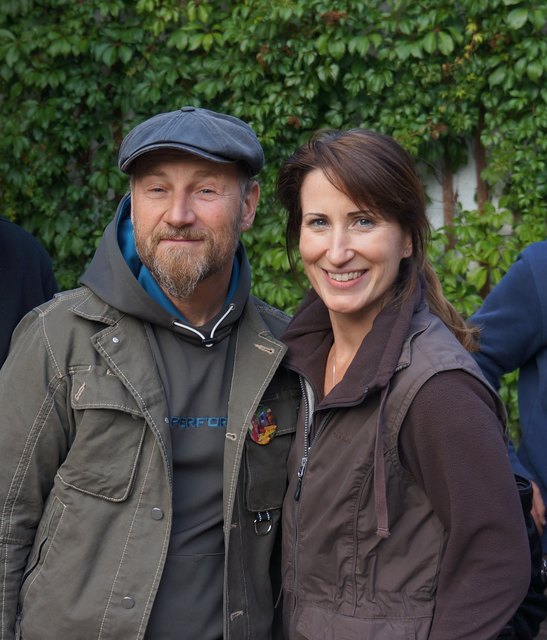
[291,377,311,618]
[290,354,408,618]
[294,378,310,501]
[294,379,351,501]
[291,376,335,620]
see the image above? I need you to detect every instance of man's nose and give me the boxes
[163,193,197,226]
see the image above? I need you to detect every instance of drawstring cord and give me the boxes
[172,304,235,347]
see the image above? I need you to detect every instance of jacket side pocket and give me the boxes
[243,388,299,512]
[19,495,65,605]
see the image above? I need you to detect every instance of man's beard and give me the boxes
[133,216,241,300]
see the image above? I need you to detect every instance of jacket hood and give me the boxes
[80,193,251,347]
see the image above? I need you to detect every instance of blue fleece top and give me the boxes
[470,241,547,542]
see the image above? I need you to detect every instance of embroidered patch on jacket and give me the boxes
[249,406,277,445]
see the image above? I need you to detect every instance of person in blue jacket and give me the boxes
[0,217,58,366]
[470,241,547,541]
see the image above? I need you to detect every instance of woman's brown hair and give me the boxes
[277,128,478,351]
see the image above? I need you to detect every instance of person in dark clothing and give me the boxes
[0,217,58,366]
[470,242,547,539]
[0,107,299,640]
[276,128,530,639]
[470,242,547,639]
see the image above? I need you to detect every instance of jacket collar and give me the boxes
[282,284,425,407]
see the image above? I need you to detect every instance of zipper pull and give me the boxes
[294,456,308,501]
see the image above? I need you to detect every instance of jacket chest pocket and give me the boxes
[57,365,147,501]
[243,387,299,512]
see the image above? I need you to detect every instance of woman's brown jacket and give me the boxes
[281,286,530,640]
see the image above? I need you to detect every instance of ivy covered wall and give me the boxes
[1,0,545,302]
[1,0,545,433]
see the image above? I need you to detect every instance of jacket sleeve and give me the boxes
[400,370,530,640]
[469,246,547,391]
[0,309,70,636]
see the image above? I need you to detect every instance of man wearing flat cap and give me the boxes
[0,107,299,639]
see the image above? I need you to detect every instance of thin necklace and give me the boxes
[332,345,337,388]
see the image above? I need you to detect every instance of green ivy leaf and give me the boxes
[529,9,546,30]
[348,35,369,56]
[526,60,543,82]
[506,8,529,29]
[327,39,345,60]
[167,29,188,50]
[488,66,506,86]
[314,33,329,55]
[422,32,436,54]
[118,45,133,64]
[438,31,454,55]
[412,41,425,59]
[394,42,412,61]
[0,28,16,40]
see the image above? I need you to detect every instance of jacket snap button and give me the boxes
[121,596,135,609]
[151,507,164,520]
[112,337,120,344]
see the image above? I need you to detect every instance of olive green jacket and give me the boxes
[0,288,299,640]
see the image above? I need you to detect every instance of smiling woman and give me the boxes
[299,168,412,346]
[276,128,531,640]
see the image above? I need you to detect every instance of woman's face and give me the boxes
[299,169,412,330]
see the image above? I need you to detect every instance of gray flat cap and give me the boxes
[118,106,264,176]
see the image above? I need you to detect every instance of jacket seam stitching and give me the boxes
[226,358,279,520]
[1,379,64,637]
[97,443,160,640]
[136,444,171,640]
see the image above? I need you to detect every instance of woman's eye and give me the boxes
[357,217,373,228]
[308,217,328,227]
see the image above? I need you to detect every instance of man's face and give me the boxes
[130,152,257,313]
